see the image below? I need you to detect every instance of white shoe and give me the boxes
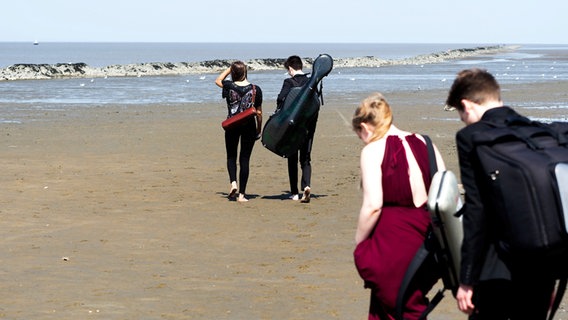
[300,187,311,203]
[290,194,299,201]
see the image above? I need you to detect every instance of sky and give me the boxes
[1,0,566,44]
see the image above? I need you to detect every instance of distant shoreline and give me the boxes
[0,45,515,81]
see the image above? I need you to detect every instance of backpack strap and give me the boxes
[318,80,325,106]
[548,277,567,320]
[395,232,446,320]
[395,242,430,320]
[504,115,568,148]
[423,135,437,178]
[250,85,256,108]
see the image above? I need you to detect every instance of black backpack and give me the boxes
[472,116,568,268]
[472,116,568,320]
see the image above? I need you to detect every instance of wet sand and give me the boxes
[0,82,566,319]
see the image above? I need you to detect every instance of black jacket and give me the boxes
[456,106,521,285]
[276,74,309,110]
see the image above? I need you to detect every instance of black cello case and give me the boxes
[261,54,333,157]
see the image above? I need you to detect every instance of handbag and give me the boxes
[221,85,257,130]
[221,106,257,130]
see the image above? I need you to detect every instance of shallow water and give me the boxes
[0,43,566,124]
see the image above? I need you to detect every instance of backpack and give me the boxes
[471,116,568,268]
[472,116,568,320]
[227,84,256,118]
[221,85,258,130]
[395,136,463,320]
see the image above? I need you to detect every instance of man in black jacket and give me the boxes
[447,68,555,319]
[276,55,316,203]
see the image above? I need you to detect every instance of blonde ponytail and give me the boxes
[352,93,393,142]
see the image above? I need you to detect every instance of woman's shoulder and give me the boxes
[362,138,386,155]
[250,83,262,93]
[360,140,386,170]
[222,79,236,89]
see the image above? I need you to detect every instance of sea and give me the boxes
[0,42,567,123]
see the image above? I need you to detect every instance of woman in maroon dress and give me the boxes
[352,93,446,319]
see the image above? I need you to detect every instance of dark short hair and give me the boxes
[284,55,303,71]
[230,61,247,82]
[446,68,501,111]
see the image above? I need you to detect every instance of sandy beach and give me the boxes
[1,81,567,319]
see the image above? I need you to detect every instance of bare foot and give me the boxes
[229,181,237,198]
[238,193,249,202]
[300,186,311,203]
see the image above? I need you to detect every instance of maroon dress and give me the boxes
[354,135,437,320]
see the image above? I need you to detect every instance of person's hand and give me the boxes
[456,284,475,315]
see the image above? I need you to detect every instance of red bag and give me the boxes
[221,107,257,130]
[221,85,257,130]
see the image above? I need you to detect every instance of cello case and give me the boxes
[427,170,463,296]
[262,54,333,157]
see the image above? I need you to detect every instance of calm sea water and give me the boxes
[0,42,567,123]
[0,42,492,67]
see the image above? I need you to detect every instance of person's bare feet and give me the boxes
[238,193,248,202]
[229,181,237,198]
[300,186,311,203]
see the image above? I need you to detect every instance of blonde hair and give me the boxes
[352,93,393,142]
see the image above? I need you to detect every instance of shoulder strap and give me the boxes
[548,278,567,320]
[423,135,437,178]
[395,232,445,320]
[318,80,325,106]
[395,242,430,320]
[549,122,568,146]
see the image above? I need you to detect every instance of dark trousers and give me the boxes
[287,117,317,195]
[225,120,256,194]
[471,276,555,320]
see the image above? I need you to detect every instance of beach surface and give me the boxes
[0,82,567,319]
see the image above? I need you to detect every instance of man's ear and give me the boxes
[461,99,486,124]
[288,67,297,76]
[461,99,476,113]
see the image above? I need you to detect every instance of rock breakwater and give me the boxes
[0,45,514,81]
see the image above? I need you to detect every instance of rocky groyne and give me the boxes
[0,45,515,81]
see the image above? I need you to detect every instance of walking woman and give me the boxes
[215,61,263,202]
[352,93,445,319]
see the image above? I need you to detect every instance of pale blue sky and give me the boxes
[2,0,566,43]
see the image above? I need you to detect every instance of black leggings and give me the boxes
[224,120,257,194]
